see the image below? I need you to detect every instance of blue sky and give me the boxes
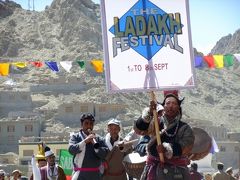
[11,0,240,54]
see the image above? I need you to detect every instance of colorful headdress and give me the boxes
[35,143,46,160]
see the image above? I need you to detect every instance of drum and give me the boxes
[189,127,212,161]
[123,152,146,179]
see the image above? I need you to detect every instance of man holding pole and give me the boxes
[136,91,195,180]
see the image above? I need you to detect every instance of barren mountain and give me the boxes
[0,0,240,132]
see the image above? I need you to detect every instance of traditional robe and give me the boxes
[40,164,66,180]
[136,115,195,180]
[68,130,109,180]
[212,170,231,180]
[102,133,128,180]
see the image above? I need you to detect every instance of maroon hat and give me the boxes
[162,90,184,106]
[163,90,179,97]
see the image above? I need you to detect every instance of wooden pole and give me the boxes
[150,91,164,163]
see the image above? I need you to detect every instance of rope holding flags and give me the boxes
[0,53,240,77]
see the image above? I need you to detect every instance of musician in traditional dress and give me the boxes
[68,113,109,180]
[11,170,21,180]
[136,91,195,180]
[30,143,47,180]
[0,170,5,180]
[102,118,132,180]
[40,146,66,180]
[212,162,230,180]
[189,163,204,180]
[226,167,237,180]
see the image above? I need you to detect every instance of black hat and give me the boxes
[161,93,184,106]
[134,116,149,131]
[191,163,198,170]
[80,113,95,123]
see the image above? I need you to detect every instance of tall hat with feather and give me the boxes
[35,143,46,160]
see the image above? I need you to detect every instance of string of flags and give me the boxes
[0,54,240,76]
[195,54,240,68]
[0,59,104,76]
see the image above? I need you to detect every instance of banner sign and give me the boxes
[59,149,73,175]
[101,0,196,92]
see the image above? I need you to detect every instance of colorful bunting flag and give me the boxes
[213,55,224,68]
[30,61,44,68]
[233,53,240,62]
[224,54,234,67]
[203,55,215,68]
[11,62,27,68]
[60,61,72,72]
[0,52,240,78]
[194,56,203,68]
[91,59,104,73]
[76,60,85,69]
[0,63,10,76]
[45,61,59,72]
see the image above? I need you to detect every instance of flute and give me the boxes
[87,129,99,149]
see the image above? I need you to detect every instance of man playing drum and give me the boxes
[102,118,132,180]
[135,91,195,180]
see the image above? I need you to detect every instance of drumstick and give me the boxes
[123,139,139,145]
[117,139,139,146]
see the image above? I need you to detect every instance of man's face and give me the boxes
[108,124,120,140]
[13,172,20,178]
[47,155,55,166]
[164,97,180,120]
[38,159,47,167]
[134,126,148,136]
[82,119,94,135]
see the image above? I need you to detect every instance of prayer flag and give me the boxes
[60,61,72,72]
[45,61,59,72]
[91,60,104,73]
[76,60,85,69]
[194,56,203,68]
[223,55,234,67]
[213,55,224,68]
[30,61,44,67]
[233,53,240,62]
[11,62,27,68]
[0,63,10,76]
[203,55,215,68]
[59,149,73,175]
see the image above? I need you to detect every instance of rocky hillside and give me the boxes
[0,0,240,132]
[0,0,102,61]
[211,29,240,54]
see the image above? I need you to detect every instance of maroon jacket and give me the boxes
[40,165,66,180]
[190,170,203,180]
